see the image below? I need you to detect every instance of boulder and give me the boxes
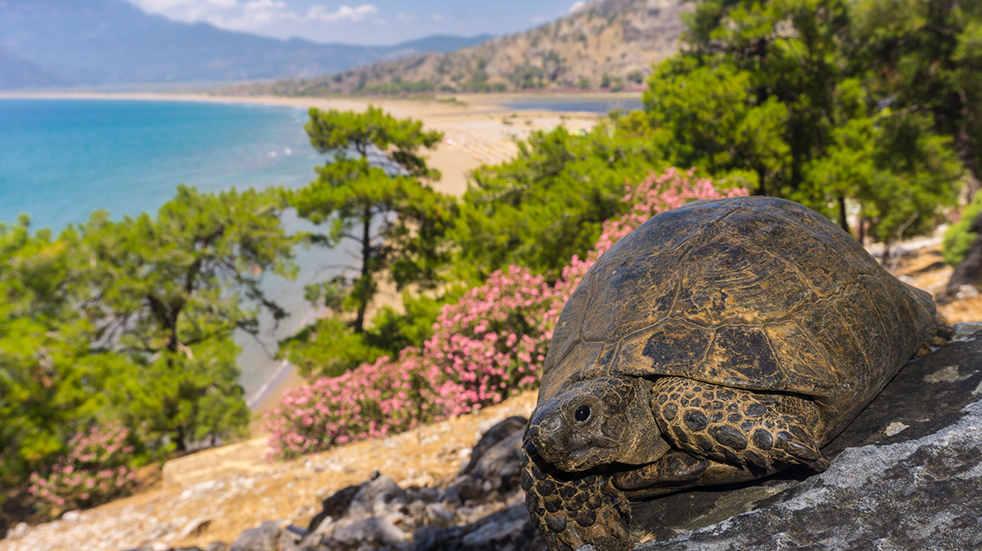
[449,416,528,503]
[413,502,545,551]
[627,325,982,549]
[294,416,531,551]
[229,520,280,551]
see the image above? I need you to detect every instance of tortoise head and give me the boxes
[525,375,670,472]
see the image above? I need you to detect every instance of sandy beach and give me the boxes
[0,90,636,425]
[1,91,624,197]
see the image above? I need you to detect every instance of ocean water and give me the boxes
[0,98,340,403]
[0,99,322,229]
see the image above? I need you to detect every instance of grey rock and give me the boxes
[424,503,453,526]
[204,543,228,551]
[229,520,280,551]
[413,502,545,551]
[348,475,409,519]
[630,328,982,549]
[439,486,461,506]
[329,516,409,550]
[278,525,305,551]
[308,483,364,532]
[459,416,528,475]
[450,416,527,502]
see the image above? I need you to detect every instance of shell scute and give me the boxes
[539,197,939,423]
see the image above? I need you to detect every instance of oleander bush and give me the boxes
[28,422,138,516]
[264,168,748,460]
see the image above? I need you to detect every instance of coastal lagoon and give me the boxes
[0,98,338,404]
[501,96,644,113]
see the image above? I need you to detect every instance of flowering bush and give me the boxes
[265,168,749,460]
[28,422,137,516]
[264,266,566,460]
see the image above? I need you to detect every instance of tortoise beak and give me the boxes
[526,407,570,464]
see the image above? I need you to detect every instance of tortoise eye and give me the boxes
[574,405,592,424]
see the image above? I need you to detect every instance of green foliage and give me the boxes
[64,185,296,450]
[645,58,789,194]
[0,218,109,481]
[944,193,982,266]
[450,122,663,278]
[278,317,387,378]
[642,0,967,241]
[851,0,982,189]
[293,107,455,333]
[279,291,448,379]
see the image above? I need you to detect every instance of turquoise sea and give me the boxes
[0,99,322,229]
[0,98,338,405]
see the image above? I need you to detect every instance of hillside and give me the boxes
[227,0,687,96]
[0,46,68,89]
[0,0,491,89]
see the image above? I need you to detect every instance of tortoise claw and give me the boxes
[780,435,829,471]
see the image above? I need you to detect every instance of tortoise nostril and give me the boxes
[542,413,562,432]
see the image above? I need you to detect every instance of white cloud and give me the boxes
[306,4,379,22]
[569,1,589,14]
[130,0,380,34]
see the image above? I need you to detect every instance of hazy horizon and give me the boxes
[126,0,589,46]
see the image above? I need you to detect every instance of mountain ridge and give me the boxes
[228,0,687,96]
[0,0,493,89]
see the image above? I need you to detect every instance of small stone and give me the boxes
[425,502,453,525]
[8,522,29,540]
[178,516,213,539]
[884,421,909,436]
[62,510,81,522]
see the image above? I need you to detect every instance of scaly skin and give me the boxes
[521,445,632,551]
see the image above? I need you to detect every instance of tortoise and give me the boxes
[520,197,949,551]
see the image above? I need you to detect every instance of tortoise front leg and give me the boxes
[521,446,633,551]
[651,377,830,474]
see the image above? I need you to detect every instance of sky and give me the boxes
[127,0,592,46]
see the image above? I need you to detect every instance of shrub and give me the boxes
[264,266,565,460]
[264,168,749,460]
[28,422,137,516]
[943,193,982,267]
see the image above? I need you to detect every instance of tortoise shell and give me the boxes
[539,197,936,440]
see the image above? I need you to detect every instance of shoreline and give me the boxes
[2,90,630,422]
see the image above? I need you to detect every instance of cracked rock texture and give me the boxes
[630,325,982,550]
